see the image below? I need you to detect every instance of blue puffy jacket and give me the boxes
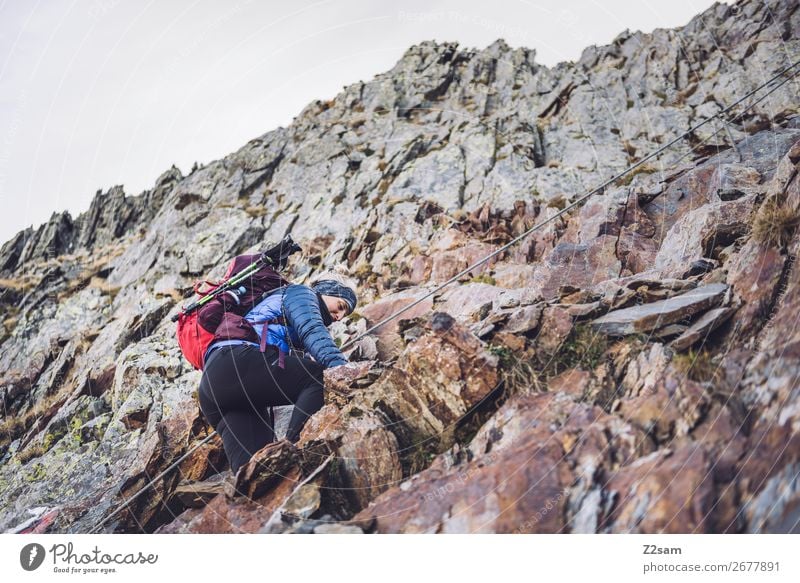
[204,284,348,368]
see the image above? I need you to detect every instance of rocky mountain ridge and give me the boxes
[0,0,798,533]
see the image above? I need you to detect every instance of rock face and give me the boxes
[1,0,800,534]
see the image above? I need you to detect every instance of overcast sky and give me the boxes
[0,0,720,245]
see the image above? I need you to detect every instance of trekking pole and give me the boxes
[170,235,302,322]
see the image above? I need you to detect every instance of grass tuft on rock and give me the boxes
[752,196,800,248]
[546,324,610,376]
[671,348,720,384]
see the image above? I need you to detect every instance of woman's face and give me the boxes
[321,295,350,322]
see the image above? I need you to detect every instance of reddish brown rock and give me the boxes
[323,360,377,407]
[490,331,526,352]
[503,303,544,334]
[355,425,570,533]
[600,444,715,533]
[491,263,537,288]
[359,289,435,360]
[643,163,719,239]
[530,236,621,300]
[366,312,500,451]
[615,343,710,443]
[407,255,432,285]
[177,431,227,483]
[740,218,800,428]
[156,465,302,533]
[233,439,301,500]
[736,423,800,533]
[437,282,505,322]
[428,229,498,283]
[115,400,202,531]
[654,196,755,278]
[533,306,573,357]
[297,402,402,514]
[355,393,652,533]
[617,229,659,274]
[708,163,761,199]
[170,472,230,509]
[548,368,593,401]
[669,307,734,351]
[725,239,785,338]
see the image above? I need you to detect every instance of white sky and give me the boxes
[0,0,720,245]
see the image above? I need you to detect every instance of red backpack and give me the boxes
[173,237,301,370]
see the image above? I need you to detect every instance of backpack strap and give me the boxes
[252,317,288,369]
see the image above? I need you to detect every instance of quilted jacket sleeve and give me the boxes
[282,284,348,368]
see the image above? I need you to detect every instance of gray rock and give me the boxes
[669,307,735,351]
[504,303,544,335]
[591,283,728,336]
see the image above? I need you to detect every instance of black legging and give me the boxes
[198,343,324,473]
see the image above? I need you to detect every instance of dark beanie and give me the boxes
[312,280,358,313]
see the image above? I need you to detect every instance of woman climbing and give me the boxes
[197,278,357,474]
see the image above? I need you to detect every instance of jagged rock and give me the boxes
[344,335,379,361]
[5,507,60,534]
[110,399,202,531]
[653,323,689,339]
[533,306,573,357]
[503,303,544,334]
[355,393,652,533]
[727,240,786,338]
[614,343,710,443]
[491,330,527,352]
[491,263,537,288]
[669,307,734,351]
[298,401,402,515]
[323,360,377,407]
[170,472,230,509]
[355,420,570,533]
[547,368,593,401]
[366,312,500,452]
[496,290,521,309]
[232,440,301,501]
[642,129,800,239]
[654,196,756,278]
[562,301,603,319]
[358,289,435,360]
[0,168,181,275]
[429,240,498,283]
[599,445,715,533]
[282,483,321,520]
[437,283,505,322]
[737,423,800,533]
[155,464,302,533]
[739,255,800,428]
[529,236,622,301]
[590,283,728,336]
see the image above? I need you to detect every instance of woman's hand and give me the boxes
[323,360,376,396]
